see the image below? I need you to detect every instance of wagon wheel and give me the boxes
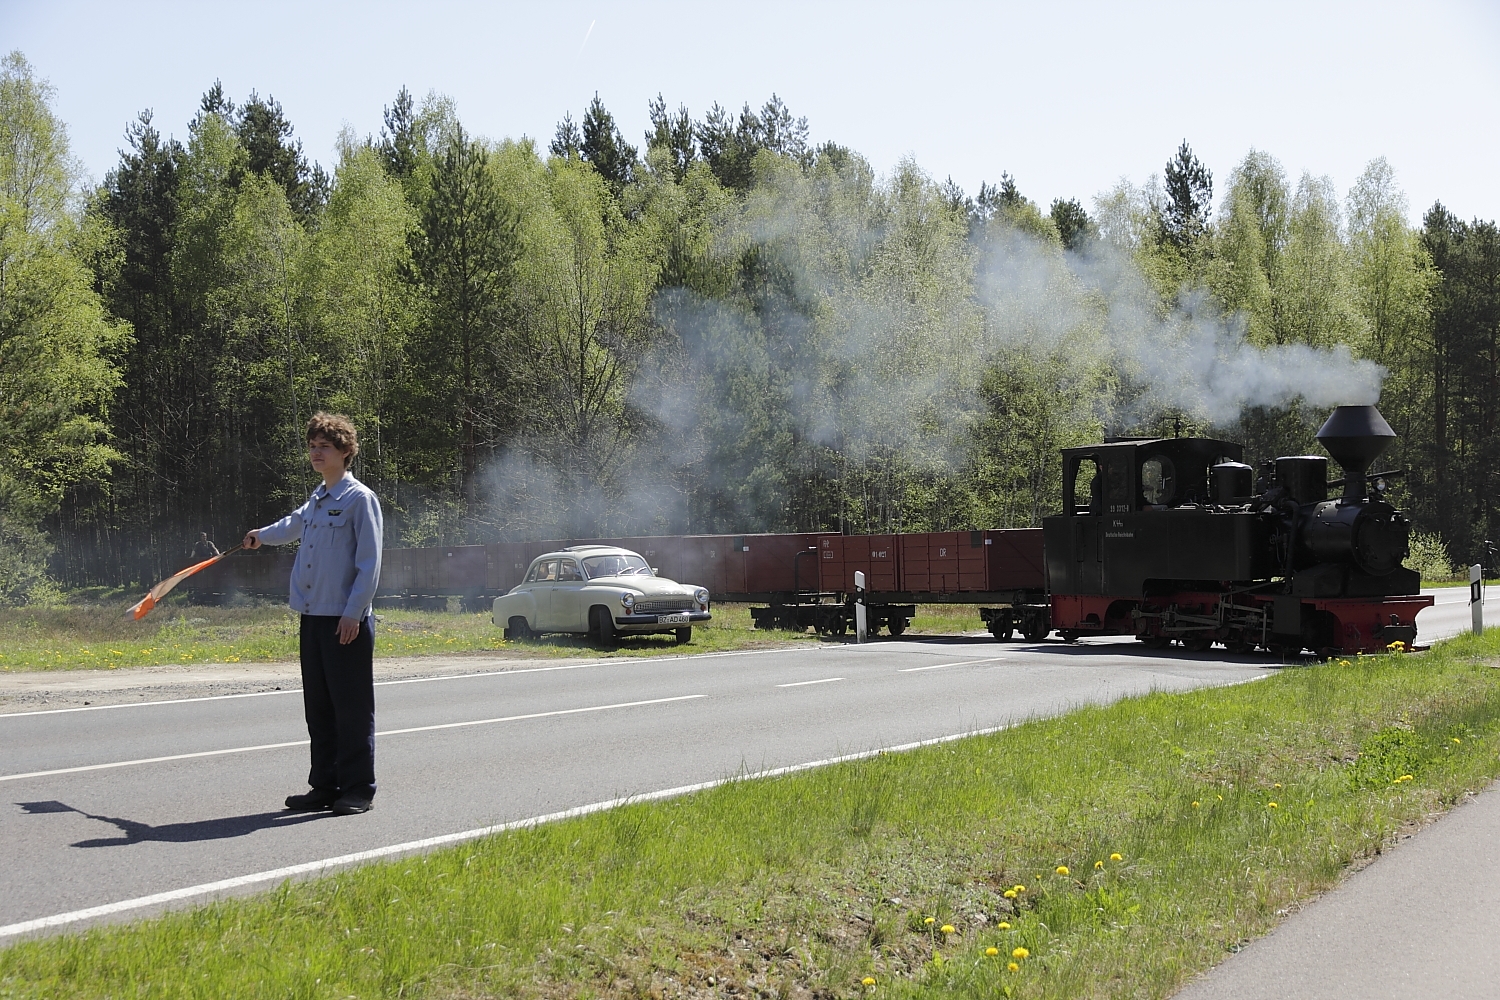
[1021,624,1051,642]
[888,617,908,636]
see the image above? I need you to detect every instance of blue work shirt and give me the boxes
[256,473,383,620]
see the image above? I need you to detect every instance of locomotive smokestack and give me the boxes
[1317,405,1396,499]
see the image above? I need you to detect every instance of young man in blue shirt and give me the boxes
[245,413,384,816]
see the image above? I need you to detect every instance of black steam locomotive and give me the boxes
[1040,404,1432,656]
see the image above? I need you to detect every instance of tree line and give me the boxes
[0,51,1496,599]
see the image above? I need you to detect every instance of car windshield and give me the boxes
[581,554,652,579]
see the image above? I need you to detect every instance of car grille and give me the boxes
[634,597,696,614]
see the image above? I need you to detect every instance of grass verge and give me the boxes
[5,631,1500,999]
[0,602,816,672]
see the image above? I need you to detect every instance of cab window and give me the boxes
[1068,457,1102,514]
[557,559,583,581]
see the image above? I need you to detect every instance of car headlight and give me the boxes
[695,588,709,608]
[620,593,635,610]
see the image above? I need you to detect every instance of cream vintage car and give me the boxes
[493,545,711,644]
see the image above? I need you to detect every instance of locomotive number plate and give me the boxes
[658,613,690,624]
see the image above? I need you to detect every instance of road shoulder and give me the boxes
[1172,780,1500,1000]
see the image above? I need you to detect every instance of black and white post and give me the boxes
[1472,563,1484,637]
[854,570,868,643]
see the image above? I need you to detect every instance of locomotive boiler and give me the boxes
[1041,404,1431,656]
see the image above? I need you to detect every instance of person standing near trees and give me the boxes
[244,413,383,815]
[191,532,220,560]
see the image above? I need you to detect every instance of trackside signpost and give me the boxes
[854,570,868,643]
[1473,564,1484,636]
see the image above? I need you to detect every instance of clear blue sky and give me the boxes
[5,0,1498,223]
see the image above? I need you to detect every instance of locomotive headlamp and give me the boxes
[695,587,710,607]
[620,592,635,610]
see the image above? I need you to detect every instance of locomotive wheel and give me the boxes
[1224,639,1253,655]
[989,623,1014,641]
[1183,636,1213,653]
[1139,635,1169,649]
[888,617,907,636]
[1059,630,1080,643]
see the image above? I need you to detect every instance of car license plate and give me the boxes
[658,613,690,624]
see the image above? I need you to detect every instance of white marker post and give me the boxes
[1473,564,1484,636]
[854,570,868,643]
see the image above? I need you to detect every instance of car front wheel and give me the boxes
[674,627,692,644]
[506,616,533,641]
[592,606,617,647]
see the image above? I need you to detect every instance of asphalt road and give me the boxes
[3,635,1270,937]
[1,585,1483,941]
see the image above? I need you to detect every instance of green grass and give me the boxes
[5,632,1500,999]
[0,601,816,673]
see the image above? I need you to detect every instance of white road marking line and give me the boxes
[898,656,1006,672]
[775,677,844,688]
[0,724,1012,940]
[0,647,813,719]
[0,695,706,783]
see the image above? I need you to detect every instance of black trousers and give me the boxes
[299,615,376,800]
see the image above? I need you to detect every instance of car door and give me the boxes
[546,558,587,631]
[526,558,559,630]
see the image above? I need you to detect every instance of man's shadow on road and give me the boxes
[15,800,328,848]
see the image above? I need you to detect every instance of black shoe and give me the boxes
[331,793,373,816]
[285,788,339,811]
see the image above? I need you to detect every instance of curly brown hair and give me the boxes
[306,412,359,467]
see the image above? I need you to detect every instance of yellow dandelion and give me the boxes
[1267,801,1279,809]
[1216,794,1223,801]
[1003,889,1017,899]
[941,924,955,934]
[1192,801,1201,808]
[1007,962,1020,972]
[1012,947,1030,959]
[998,921,1010,930]
[861,977,875,986]
[986,947,999,957]
[1055,866,1069,875]
[1094,860,1104,869]
[924,916,935,925]
[1110,853,1122,861]
[1014,885,1026,893]
[1273,783,1282,789]
[1452,737,1462,744]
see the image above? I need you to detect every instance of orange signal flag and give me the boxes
[126,543,244,620]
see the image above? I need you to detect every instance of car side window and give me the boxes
[557,559,583,581]
[526,559,559,583]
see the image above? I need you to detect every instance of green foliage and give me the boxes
[0,52,126,602]
[5,61,1485,581]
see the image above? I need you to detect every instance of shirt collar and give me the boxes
[314,473,356,501]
